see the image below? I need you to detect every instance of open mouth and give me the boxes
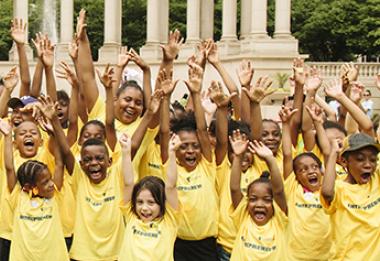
[140,212,152,219]
[23,138,35,148]
[307,175,319,185]
[360,173,371,183]
[123,108,136,118]
[57,112,64,119]
[253,210,267,221]
[88,167,103,180]
[185,156,197,166]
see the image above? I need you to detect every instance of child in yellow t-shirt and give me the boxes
[229,131,288,261]
[280,105,333,260]
[322,133,380,261]
[118,134,181,261]
[0,120,69,260]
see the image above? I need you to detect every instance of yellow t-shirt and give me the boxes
[118,202,180,261]
[285,173,333,260]
[216,156,263,253]
[87,96,106,122]
[138,142,164,180]
[8,186,69,261]
[0,144,55,240]
[311,145,347,181]
[69,162,125,260]
[230,198,288,261]
[320,170,380,261]
[176,157,218,240]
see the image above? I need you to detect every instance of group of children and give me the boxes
[0,8,380,261]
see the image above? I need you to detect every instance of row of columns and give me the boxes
[10,0,295,62]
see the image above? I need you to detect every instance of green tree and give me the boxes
[0,0,13,61]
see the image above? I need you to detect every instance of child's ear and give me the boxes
[39,138,44,147]
[339,156,347,168]
[22,183,32,193]
[108,157,113,167]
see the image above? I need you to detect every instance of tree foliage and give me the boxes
[0,0,378,61]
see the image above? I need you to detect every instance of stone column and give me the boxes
[9,0,33,61]
[98,0,122,63]
[274,0,292,38]
[160,0,169,43]
[56,0,74,61]
[240,0,251,40]
[200,0,214,40]
[219,0,239,55]
[250,0,269,38]
[186,0,201,43]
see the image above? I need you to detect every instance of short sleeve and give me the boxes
[229,198,248,230]
[284,172,297,197]
[6,185,21,211]
[70,162,83,195]
[120,201,133,221]
[320,181,341,215]
[88,96,106,121]
[273,201,288,229]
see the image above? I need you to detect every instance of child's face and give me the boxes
[345,147,378,184]
[115,87,143,124]
[136,189,161,222]
[80,145,112,184]
[247,183,274,226]
[294,156,322,192]
[241,150,254,172]
[176,130,202,171]
[261,121,281,156]
[35,168,55,199]
[79,124,105,145]
[14,121,42,158]
[326,128,346,145]
[56,99,69,126]
[10,106,34,127]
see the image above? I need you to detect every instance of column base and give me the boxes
[8,43,33,61]
[140,43,162,61]
[55,43,72,62]
[98,43,122,63]
[217,39,240,56]
[240,37,299,56]
[273,33,295,40]
[178,42,199,60]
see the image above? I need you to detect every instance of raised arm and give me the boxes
[250,140,287,215]
[52,137,64,191]
[237,60,254,123]
[30,33,44,98]
[321,139,341,205]
[39,36,57,101]
[344,82,364,135]
[242,76,275,141]
[0,67,18,118]
[119,133,134,204]
[314,95,337,122]
[158,29,183,77]
[184,62,212,161]
[166,134,181,210]
[55,61,80,147]
[112,47,130,96]
[207,41,241,119]
[229,130,249,209]
[0,120,17,192]
[279,106,298,179]
[129,48,152,110]
[325,79,373,137]
[11,18,31,97]
[209,81,236,165]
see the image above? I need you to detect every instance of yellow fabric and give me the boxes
[138,142,164,180]
[118,202,180,261]
[87,96,106,122]
[230,198,288,261]
[69,162,125,260]
[216,156,263,253]
[0,144,55,240]
[8,186,69,261]
[311,145,347,181]
[320,170,380,261]
[285,173,333,260]
[176,157,218,240]
[254,147,293,177]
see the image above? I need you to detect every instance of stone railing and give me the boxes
[307,62,380,78]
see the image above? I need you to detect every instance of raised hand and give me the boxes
[324,79,344,99]
[168,133,182,152]
[184,62,204,93]
[349,81,364,103]
[119,133,132,153]
[156,69,178,96]
[292,58,307,86]
[160,29,183,61]
[229,129,249,156]
[76,9,87,40]
[0,118,12,136]
[147,89,164,114]
[279,106,298,124]
[129,48,149,71]
[2,66,19,91]
[37,116,54,135]
[330,138,343,154]
[40,37,55,68]
[237,60,254,87]
[196,40,209,65]
[56,61,79,87]
[305,103,323,123]
[37,96,58,120]
[96,64,115,89]
[343,62,359,83]
[117,46,130,68]
[208,80,236,108]
[242,76,274,103]
[201,89,217,115]
[206,40,219,65]
[68,37,79,60]
[10,18,27,45]
[31,32,45,58]
[248,140,273,160]
[304,66,322,93]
